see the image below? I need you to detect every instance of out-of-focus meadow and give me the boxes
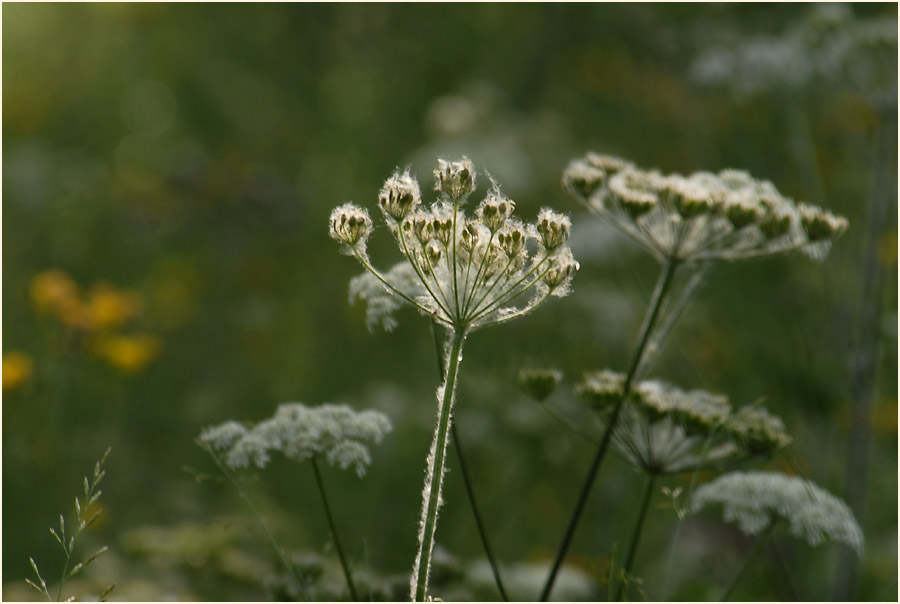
[3,3,897,601]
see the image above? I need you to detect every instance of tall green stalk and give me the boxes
[719,518,777,601]
[411,329,466,602]
[540,258,679,601]
[615,473,657,601]
[431,321,509,601]
[311,458,359,601]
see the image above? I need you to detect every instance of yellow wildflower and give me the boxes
[87,282,144,330]
[30,269,80,314]
[3,351,34,392]
[95,334,162,373]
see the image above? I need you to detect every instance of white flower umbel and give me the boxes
[199,402,392,477]
[199,403,392,601]
[331,158,577,601]
[691,471,863,554]
[563,154,848,265]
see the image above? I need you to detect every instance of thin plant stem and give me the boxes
[57,548,71,602]
[203,445,307,600]
[615,473,657,601]
[719,517,777,602]
[411,329,466,602]
[311,457,359,601]
[539,258,679,601]
[451,424,510,601]
[430,321,509,601]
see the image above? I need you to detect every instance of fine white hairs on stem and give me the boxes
[691,471,864,555]
[198,403,392,477]
[563,153,848,264]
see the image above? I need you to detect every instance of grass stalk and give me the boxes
[203,445,307,600]
[615,473,657,601]
[719,517,777,602]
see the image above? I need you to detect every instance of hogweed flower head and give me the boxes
[330,203,374,257]
[198,402,392,477]
[379,169,423,221]
[691,471,863,554]
[563,153,849,264]
[578,373,790,475]
[724,405,792,455]
[337,158,578,333]
[434,157,476,202]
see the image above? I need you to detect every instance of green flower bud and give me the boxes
[798,203,849,241]
[518,368,563,402]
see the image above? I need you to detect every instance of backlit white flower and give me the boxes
[564,155,848,264]
[199,402,392,477]
[691,471,864,554]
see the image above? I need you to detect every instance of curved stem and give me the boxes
[720,517,777,601]
[615,473,657,601]
[539,258,679,601]
[430,321,509,601]
[411,329,466,601]
[311,458,359,601]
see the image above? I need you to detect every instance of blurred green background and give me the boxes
[3,3,897,601]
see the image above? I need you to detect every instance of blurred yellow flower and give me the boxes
[87,282,144,330]
[30,269,80,314]
[3,351,34,392]
[95,334,162,373]
[30,270,148,332]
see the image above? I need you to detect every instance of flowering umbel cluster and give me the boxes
[562,153,848,264]
[691,471,864,554]
[332,158,579,333]
[578,371,791,475]
[198,403,392,477]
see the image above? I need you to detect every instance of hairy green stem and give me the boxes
[539,258,679,601]
[720,518,777,602]
[311,458,359,601]
[615,473,657,601]
[411,329,466,601]
[430,321,509,601]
